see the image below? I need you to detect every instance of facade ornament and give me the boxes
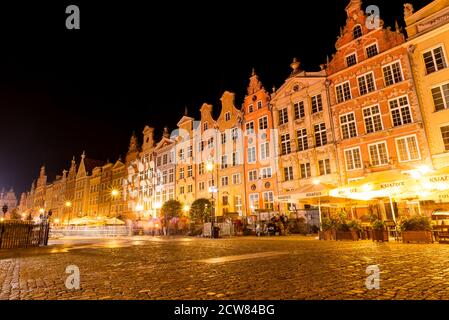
[404,3,414,19]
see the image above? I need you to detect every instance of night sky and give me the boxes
[0,0,430,194]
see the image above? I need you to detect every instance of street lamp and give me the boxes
[183,205,190,215]
[110,189,119,220]
[65,201,72,226]
[154,202,163,235]
[206,161,217,238]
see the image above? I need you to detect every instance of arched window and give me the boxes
[353,25,363,39]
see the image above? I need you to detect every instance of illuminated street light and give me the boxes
[183,205,190,214]
[39,208,45,214]
[111,189,119,197]
[65,201,72,208]
[206,161,214,172]
[154,202,162,210]
[313,179,321,186]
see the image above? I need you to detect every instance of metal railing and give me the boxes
[0,221,49,249]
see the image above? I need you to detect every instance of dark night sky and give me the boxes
[0,0,430,194]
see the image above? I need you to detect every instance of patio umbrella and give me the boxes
[105,218,125,225]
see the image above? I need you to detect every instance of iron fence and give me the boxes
[0,221,50,249]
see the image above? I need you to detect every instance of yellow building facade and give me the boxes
[405,0,449,170]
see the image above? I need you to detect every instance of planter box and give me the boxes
[402,231,433,243]
[319,230,334,240]
[372,230,389,242]
[335,230,359,241]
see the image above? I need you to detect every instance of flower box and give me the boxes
[372,230,389,242]
[319,230,334,240]
[335,230,359,241]
[401,231,433,243]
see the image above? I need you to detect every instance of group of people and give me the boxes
[255,214,289,236]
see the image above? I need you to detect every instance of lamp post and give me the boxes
[313,179,323,232]
[206,161,217,238]
[154,202,163,235]
[110,189,119,220]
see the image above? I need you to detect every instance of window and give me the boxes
[281,134,291,155]
[369,142,389,166]
[284,167,294,181]
[335,82,352,103]
[257,101,263,109]
[235,195,242,213]
[162,154,168,165]
[179,186,185,195]
[225,112,231,122]
[294,101,305,119]
[260,167,272,179]
[340,112,357,139]
[248,146,256,163]
[311,94,323,113]
[162,171,168,184]
[222,195,229,206]
[318,159,331,176]
[248,104,254,113]
[432,83,449,111]
[366,43,378,58]
[179,149,184,161]
[363,105,383,133]
[187,185,193,193]
[179,168,185,179]
[221,155,228,169]
[232,173,241,185]
[441,126,449,152]
[259,116,268,130]
[353,25,362,39]
[346,53,357,67]
[246,121,255,135]
[199,182,205,191]
[260,142,270,160]
[279,108,289,125]
[423,46,447,74]
[198,163,205,175]
[389,96,412,127]
[396,135,420,162]
[187,145,193,158]
[221,176,229,186]
[187,165,193,178]
[203,122,208,131]
[221,132,227,144]
[249,194,259,210]
[297,128,308,151]
[207,137,214,149]
[345,147,362,171]
[169,169,174,183]
[199,141,205,152]
[156,156,162,167]
[232,152,239,167]
[383,61,403,86]
[358,72,376,95]
[263,192,274,210]
[314,123,327,147]
[248,170,258,182]
[231,128,239,141]
[300,163,311,179]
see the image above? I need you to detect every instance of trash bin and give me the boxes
[212,226,220,238]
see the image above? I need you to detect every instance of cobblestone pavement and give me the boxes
[1,235,449,300]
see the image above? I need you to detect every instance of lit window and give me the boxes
[263,191,274,210]
[423,46,447,75]
[396,135,420,162]
[369,142,389,166]
[249,194,259,210]
[345,147,362,171]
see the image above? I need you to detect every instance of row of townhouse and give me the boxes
[124,0,449,222]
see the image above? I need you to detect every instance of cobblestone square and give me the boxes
[1,236,449,300]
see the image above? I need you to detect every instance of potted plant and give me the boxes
[400,216,433,243]
[371,219,388,242]
[347,219,362,241]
